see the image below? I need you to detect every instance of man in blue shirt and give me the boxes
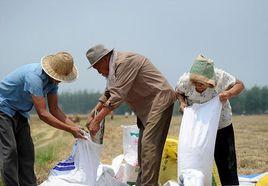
[0,52,85,186]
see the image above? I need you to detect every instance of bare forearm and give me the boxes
[94,107,111,122]
[51,108,74,125]
[89,102,104,117]
[227,80,245,98]
[38,111,72,133]
[34,95,85,139]
[95,102,104,111]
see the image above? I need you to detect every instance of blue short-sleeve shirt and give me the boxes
[0,63,58,118]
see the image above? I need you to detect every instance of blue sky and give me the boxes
[0,0,267,92]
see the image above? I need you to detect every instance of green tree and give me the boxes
[244,86,262,114]
[261,86,268,113]
[54,86,268,115]
[230,91,246,114]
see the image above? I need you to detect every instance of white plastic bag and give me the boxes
[163,180,180,186]
[123,162,139,184]
[97,124,141,185]
[40,133,102,186]
[111,156,139,185]
[178,169,205,186]
[109,125,140,185]
[121,125,139,166]
[239,172,268,186]
[178,96,222,186]
[112,154,125,178]
[96,164,128,186]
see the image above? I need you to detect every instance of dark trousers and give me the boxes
[0,112,36,186]
[136,104,174,186]
[214,124,239,186]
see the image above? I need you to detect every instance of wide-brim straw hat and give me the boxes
[190,54,216,87]
[41,51,78,82]
[86,44,113,69]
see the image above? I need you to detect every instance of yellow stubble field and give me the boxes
[2,114,267,185]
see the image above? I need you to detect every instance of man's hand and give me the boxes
[88,106,111,136]
[88,118,100,136]
[219,91,232,103]
[70,126,87,139]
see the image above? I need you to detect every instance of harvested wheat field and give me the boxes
[1,115,267,185]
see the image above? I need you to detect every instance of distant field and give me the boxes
[0,115,267,185]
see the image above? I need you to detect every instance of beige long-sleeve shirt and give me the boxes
[99,52,176,125]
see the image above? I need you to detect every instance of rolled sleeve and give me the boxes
[99,89,110,103]
[106,60,142,109]
[24,74,44,97]
[222,71,236,88]
[48,85,58,95]
[215,69,236,92]
[99,95,108,103]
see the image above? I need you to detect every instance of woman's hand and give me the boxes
[179,102,188,113]
[219,91,232,103]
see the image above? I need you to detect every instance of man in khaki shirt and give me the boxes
[86,44,176,186]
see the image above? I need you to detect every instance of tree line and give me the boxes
[57,86,268,115]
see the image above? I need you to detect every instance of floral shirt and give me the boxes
[175,68,236,129]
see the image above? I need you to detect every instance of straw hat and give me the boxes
[41,52,78,82]
[190,54,216,87]
[86,44,113,69]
